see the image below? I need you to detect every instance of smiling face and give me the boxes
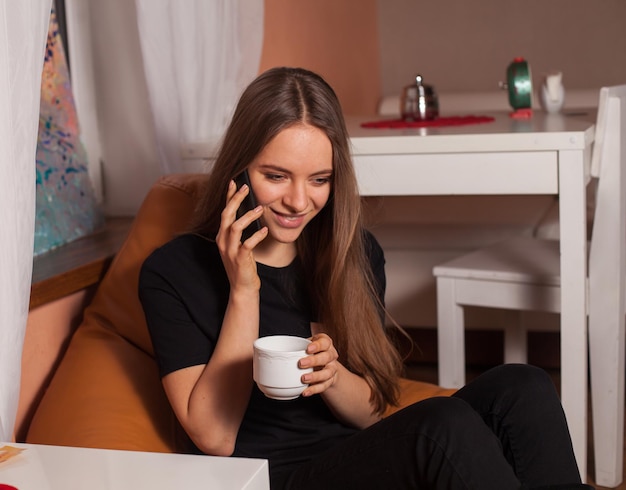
[247,123,333,264]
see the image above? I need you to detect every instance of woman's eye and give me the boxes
[313,177,331,185]
[265,173,284,182]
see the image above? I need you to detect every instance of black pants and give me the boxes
[278,364,583,490]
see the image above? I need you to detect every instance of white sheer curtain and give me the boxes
[0,0,52,441]
[62,1,263,215]
[135,0,264,174]
[65,0,103,203]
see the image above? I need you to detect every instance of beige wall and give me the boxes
[262,1,626,112]
[260,0,381,115]
[378,0,626,97]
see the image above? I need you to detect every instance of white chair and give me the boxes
[433,84,626,488]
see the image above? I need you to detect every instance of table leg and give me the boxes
[557,149,589,482]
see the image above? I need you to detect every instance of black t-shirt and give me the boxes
[138,231,387,474]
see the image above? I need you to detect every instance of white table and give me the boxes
[348,111,596,480]
[0,443,269,490]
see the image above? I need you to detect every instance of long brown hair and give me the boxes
[189,67,402,414]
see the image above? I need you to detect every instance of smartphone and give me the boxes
[234,169,262,242]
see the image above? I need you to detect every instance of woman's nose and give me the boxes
[283,182,308,211]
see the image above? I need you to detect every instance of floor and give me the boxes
[404,362,626,490]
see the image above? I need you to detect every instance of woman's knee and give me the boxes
[496,363,551,381]
[463,364,555,397]
[458,364,563,426]
[491,364,557,398]
[452,363,563,423]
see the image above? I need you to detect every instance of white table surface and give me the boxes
[348,112,595,196]
[0,443,269,490]
[347,110,596,480]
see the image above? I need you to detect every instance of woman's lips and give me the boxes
[272,210,306,229]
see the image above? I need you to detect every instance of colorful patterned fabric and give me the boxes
[34,6,103,256]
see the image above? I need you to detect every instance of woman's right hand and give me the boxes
[215,180,267,291]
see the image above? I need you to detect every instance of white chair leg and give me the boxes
[589,310,624,487]
[503,312,528,364]
[437,277,466,388]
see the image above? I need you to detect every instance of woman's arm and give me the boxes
[161,285,261,456]
[160,181,268,456]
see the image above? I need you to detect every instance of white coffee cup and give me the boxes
[253,335,313,400]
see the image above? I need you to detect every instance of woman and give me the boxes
[139,67,593,489]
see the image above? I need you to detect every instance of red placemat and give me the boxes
[361,115,495,129]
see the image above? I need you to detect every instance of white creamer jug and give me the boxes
[539,71,565,114]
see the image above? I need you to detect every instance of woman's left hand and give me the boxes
[299,325,380,428]
[299,333,340,396]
